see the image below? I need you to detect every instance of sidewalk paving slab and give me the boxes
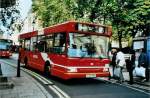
[108,66,150,92]
[0,61,53,98]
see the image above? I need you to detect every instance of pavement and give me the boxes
[108,66,150,92]
[0,59,52,98]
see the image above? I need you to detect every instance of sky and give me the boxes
[19,0,32,20]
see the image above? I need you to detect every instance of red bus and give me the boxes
[19,21,112,79]
[0,39,13,58]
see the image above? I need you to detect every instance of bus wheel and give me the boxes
[44,61,51,76]
[24,57,28,68]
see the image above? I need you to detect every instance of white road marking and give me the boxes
[49,86,63,98]
[52,85,71,98]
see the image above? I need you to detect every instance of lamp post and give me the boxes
[17,47,21,77]
[32,19,35,31]
[0,63,2,75]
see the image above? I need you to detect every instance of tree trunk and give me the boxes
[118,31,122,49]
[117,25,122,49]
[103,15,106,25]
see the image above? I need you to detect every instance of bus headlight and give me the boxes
[103,64,109,72]
[105,64,109,68]
[9,53,12,55]
[67,67,77,72]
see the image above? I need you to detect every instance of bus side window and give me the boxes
[36,41,46,52]
[24,39,30,51]
[44,34,53,53]
[46,40,53,53]
[33,42,37,51]
[37,35,47,52]
[30,37,37,51]
[19,40,24,49]
[53,33,66,54]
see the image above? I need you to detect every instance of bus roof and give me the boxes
[19,21,112,39]
[19,31,38,39]
[44,21,112,36]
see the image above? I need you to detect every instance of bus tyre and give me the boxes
[44,61,51,76]
[24,57,28,68]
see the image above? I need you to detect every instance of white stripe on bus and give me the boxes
[41,52,54,64]
[54,63,105,69]
[40,52,105,69]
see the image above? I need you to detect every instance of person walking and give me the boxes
[116,48,126,83]
[111,50,117,78]
[126,50,135,84]
[138,48,149,82]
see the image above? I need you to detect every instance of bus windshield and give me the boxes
[68,33,109,58]
[0,40,12,50]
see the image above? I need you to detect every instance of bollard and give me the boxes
[0,63,2,76]
[17,59,20,77]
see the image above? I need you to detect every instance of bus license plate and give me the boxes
[86,74,96,78]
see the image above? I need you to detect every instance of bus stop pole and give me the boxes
[0,63,2,76]
[17,48,21,77]
[17,59,20,77]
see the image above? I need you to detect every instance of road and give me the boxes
[0,56,149,98]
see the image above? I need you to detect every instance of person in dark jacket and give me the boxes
[138,48,149,82]
[111,50,117,78]
[126,50,135,84]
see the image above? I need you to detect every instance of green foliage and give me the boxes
[0,4,21,35]
[32,0,149,48]
[32,0,74,27]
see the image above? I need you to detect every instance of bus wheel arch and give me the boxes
[44,61,51,76]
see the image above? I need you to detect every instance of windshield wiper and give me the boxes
[99,55,108,59]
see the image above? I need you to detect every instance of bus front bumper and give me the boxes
[52,70,110,80]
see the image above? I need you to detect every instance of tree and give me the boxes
[130,0,150,36]
[71,0,113,24]
[32,0,73,27]
[32,0,149,48]
[0,1,21,36]
[107,0,150,48]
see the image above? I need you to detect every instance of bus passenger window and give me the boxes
[24,39,30,51]
[31,37,37,51]
[36,41,46,52]
[53,33,66,54]
[45,34,53,53]
[19,40,24,49]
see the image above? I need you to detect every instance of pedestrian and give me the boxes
[125,50,135,84]
[135,49,140,67]
[111,50,117,78]
[116,48,126,83]
[138,48,149,82]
